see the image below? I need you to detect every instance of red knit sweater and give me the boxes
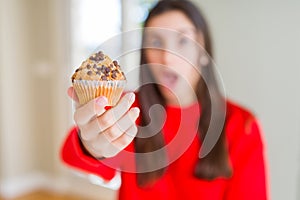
[61,99,268,200]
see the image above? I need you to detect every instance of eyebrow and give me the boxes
[145,27,196,37]
[177,27,196,34]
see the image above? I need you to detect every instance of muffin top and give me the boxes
[71,51,126,82]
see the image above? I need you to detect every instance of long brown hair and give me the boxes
[135,0,232,187]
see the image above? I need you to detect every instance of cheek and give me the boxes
[145,49,161,63]
[148,64,160,80]
[145,50,164,79]
[181,64,201,87]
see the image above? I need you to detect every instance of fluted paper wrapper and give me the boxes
[73,80,126,106]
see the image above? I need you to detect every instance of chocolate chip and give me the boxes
[112,73,117,79]
[101,66,106,73]
[113,60,118,66]
[99,56,104,61]
[98,51,104,58]
[101,76,107,81]
[92,51,104,61]
[87,64,91,69]
[75,68,80,72]
[93,64,97,69]
[87,71,92,76]
[89,55,96,61]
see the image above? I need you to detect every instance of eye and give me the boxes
[179,36,189,46]
[145,35,163,48]
[150,38,162,48]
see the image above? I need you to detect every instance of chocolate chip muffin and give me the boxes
[72,51,126,106]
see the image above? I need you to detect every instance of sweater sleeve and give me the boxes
[60,127,116,181]
[225,118,269,200]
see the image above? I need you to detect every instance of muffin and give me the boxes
[71,51,126,106]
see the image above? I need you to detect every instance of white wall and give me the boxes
[0,0,36,181]
[1,0,299,200]
[0,0,116,199]
[192,0,300,199]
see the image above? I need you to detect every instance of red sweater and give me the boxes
[61,100,268,200]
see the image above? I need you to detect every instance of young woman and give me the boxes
[61,1,268,199]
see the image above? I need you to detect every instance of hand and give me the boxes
[68,87,140,158]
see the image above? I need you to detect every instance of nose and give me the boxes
[161,49,178,65]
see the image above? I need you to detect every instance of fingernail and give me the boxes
[96,96,108,106]
[131,107,140,117]
[130,107,140,121]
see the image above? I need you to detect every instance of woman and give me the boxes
[61,0,268,199]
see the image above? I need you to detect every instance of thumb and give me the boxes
[67,86,79,102]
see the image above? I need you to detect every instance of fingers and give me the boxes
[100,124,138,158]
[74,96,108,126]
[85,111,139,158]
[80,104,138,141]
[102,107,140,142]
[96,92,136,131]
[73,91,138,158]
[112,124,138,146]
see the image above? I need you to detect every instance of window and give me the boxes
[70,0,121,68]
[70,0,157,90]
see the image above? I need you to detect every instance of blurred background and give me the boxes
[0,0,299,200]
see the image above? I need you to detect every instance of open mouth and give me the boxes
[160,69,179,89]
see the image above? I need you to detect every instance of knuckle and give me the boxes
[115,120,127,133]
[105,126,119,141]
[119,136,132,147]
[87,102,97,116]
[132,125,138,134]
[100,113,112,128]
[127,125,138,137]
[93,118,103,132]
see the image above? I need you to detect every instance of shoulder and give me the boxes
[226,100,255,122]
[225,100,262,145]
[224,101,266,174]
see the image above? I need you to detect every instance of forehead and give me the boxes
[147,10,194,30]
[146,10,204,44]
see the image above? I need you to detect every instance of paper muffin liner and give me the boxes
[73,80,126,106]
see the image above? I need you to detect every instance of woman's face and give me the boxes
[144,10,205,106]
